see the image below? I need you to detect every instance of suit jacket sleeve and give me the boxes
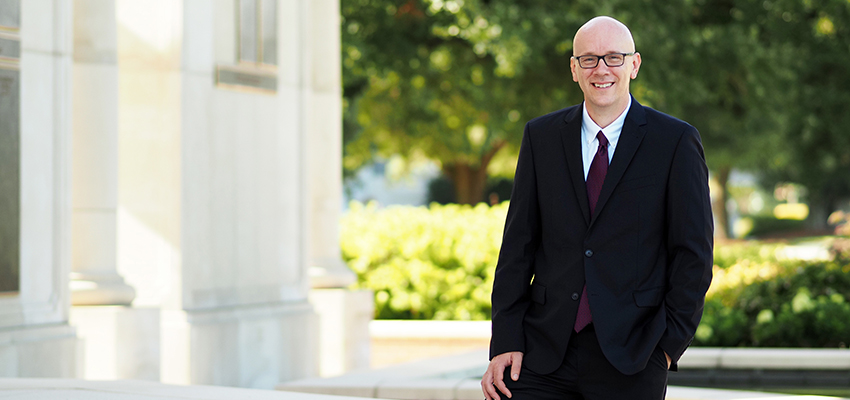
[489,123,540,359]
[658,125,714,367]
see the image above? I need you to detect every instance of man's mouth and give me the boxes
[592,83,613,89]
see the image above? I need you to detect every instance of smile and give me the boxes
[593,83,613,88]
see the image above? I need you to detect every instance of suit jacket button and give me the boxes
[584,249,593,257]
[571,292,579,301]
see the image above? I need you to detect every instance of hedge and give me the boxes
[341,202,850,347]
[697,243,850,347]
[342,201,505,320]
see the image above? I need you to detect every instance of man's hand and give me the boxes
[481,351,523,400]
[665,351,671,370]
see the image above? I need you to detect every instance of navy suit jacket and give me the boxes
[489,96,713,375]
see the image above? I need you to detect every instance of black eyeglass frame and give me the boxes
[572,52,636,69]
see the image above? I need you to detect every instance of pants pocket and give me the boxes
[651,346,668,371]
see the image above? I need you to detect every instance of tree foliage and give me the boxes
[605,0,800,236]
[343,0,850,222]
[342,0,594,203]
[755,0,850,221]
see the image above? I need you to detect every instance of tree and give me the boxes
[755,0,850,228]
[342,0,850,234]
[624,0,798,238]
[342,0,595,204]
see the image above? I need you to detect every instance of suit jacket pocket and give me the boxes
[531,282,546,305]
[618,174,658,192]
[633,286,664,307]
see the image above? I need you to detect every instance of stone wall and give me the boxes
[0,0,370,387]
[0,0,78,378]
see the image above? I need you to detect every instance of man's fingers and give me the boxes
[481,366,502,400]
[481,371,498,400]
[484,380,501,400]
[493,372,511,399]
[482,352,522,400]
[509,353,523,381]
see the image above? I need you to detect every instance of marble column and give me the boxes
[70,0,135,306]
[302,0,372,377]
[305,0,356,289]
[0,0,79,378]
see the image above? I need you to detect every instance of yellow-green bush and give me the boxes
[696,239,850,347]
[343,203,850,347]
[342,201,507,320]
[697,259,850,347]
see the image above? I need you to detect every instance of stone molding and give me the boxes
[280,348,844,400]
[679,347,850,370]
[0,378,376,400]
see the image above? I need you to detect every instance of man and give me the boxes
[481,16,713,400]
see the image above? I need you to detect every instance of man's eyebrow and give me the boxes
[574,52,626,56]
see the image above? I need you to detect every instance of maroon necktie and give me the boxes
[575,131,609,332]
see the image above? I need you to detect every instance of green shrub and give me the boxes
[426,176,455,205]
[742,261,850,347]
[831,238,850,264]
[696,259,850,347]
[694,299,748,347]
[742,215,806,238]
[712,241,782,270]
[342,201,507,320]
[343,203,850,347]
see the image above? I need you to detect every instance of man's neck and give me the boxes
[585,99,630,129]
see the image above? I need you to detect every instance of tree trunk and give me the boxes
[712,167,731,240]
[443,141,506,205]
[806,196,834,231]
[444,163,486,205]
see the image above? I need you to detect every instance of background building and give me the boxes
[0,0,369,387]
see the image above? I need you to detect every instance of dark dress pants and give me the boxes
[499,325,668,400]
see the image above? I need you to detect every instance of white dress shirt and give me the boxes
[581,101,632,180]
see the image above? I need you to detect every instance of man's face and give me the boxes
[570,20,641,116]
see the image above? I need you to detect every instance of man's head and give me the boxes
[570,16,641,122]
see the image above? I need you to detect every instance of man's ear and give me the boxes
[570,58,579,82]
[630,52,642,79]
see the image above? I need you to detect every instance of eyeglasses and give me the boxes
[572,52,635,69]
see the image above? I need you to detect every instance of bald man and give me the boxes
[481,16,713,400]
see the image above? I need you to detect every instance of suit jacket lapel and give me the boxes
[590,98,648,226]
[561,106,591,226]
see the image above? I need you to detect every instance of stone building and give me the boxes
[0,0,369,388]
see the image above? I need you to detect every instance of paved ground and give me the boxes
[280,349,848,400]
[0,379,367,400]
[4,346,849,400]
[0,378,846,400]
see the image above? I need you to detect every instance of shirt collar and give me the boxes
[581,100,632,145]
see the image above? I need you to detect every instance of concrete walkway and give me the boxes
[0,378,844,400]
[0,379,366,400]
[4,346,849,399]
[281,349,849,400]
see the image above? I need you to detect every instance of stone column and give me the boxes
[69,1,162,381]
[70,0,135,306]
[306,0,355,290]
[303,0,372,377]
[0,0,79,378]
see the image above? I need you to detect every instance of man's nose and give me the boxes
[591,63,612,74]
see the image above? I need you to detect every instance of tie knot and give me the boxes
[596,131,609,148]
